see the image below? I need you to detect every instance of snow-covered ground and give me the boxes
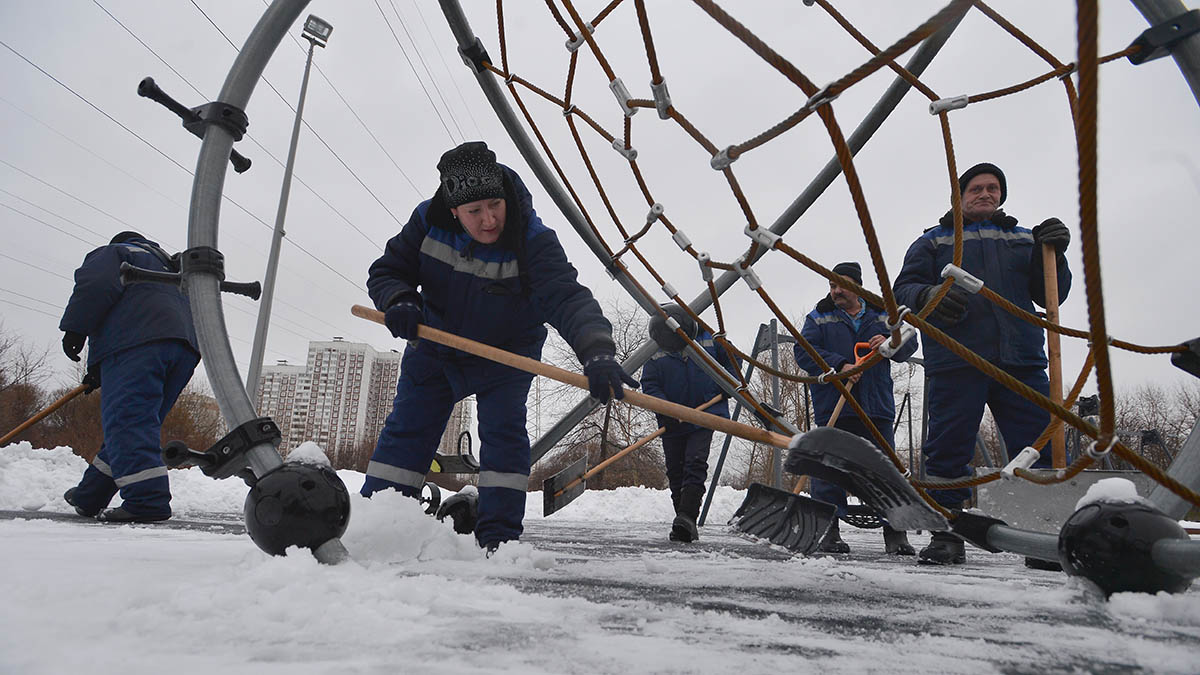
[3,442,1199,674]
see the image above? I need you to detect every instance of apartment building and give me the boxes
[255,338,472,469]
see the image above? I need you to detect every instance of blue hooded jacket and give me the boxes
[367,166,614,363]
[893,210,1071,374]
[59,237,198,368]
[794,297,918,425]
[641,331,739,438]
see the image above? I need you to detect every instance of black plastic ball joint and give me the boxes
[1058,499,1192,596]
[244,463,351,556]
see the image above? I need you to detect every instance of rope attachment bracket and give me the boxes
[941,263,984,293]
[1127,9,1200,65]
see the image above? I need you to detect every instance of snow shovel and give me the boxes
[1,382,90,447]
[543,394,724,516]
[729,343,869,551]
[351,305,942,528]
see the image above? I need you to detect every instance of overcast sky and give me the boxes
[2,0,1198,414]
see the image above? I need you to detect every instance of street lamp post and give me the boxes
[246,15,333,399]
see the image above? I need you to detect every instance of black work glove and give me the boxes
[752,402,784,429]
[62,331,85,362]
[384,300,423,340]
[82,365,101,394]
[583,354,640,403]
[1032,218,1070,255]
[918,285,969,326]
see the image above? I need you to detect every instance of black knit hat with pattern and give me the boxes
[437,141,505,209]
[109,231,144,244]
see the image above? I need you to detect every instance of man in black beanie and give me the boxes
[362,141,637,554]
[894,162,1072,565]
[793,261,918,556]
[60,231,199,522]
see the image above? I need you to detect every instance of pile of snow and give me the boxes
[0,441,752,525]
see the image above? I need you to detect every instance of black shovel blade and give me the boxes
[542,455,587,517]
[431,452,480,474]
[728,483,837,554]
[784,426,948,532]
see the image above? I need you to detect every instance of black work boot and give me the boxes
[63,488,97,518]
[919,531,966,565]
[97,506,171,523]
[817,519,851,554]
[883,525,916,556]
[669,485,704,543]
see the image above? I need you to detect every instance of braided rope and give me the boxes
[476,1,1200,510]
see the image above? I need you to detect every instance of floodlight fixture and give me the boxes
[303,14,333,47]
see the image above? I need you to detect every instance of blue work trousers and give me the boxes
[361,346,536,548]
[923,366,1051,507]
[71,340,199,516]
[810,416,895,517]
[663,429,713,499]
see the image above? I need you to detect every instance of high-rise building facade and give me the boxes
[255,338,472,469]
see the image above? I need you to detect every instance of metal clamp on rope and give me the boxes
[733,255,762,290]
[697,252,713,282]
[562,104,576,117]
[941,263,984,293]
[645,202,664,226]
[803,82,839,112]
[672,229,692,251]
[877,324,916,358]
[504,72,517,86]
[744,224,781,250]
[661,282,677,298]
[665,316,682,333]
[611,138,638,161]
[885,306,912,332]
[458,37,492,73]
[1002,446,1042,478]
[1086,436,1118,460]
[565,21,595,52]
[609,77,638,117]
[710,146,737,170]
[1057,64,1078,80]
[1127,9,1200,65]
[817,368,838,384]
[929,94,969,115]
[650,78,672,119]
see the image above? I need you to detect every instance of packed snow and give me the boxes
[3,442,1199,674]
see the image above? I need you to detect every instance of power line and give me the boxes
[0,161,151,244]
[0,251,74,283]
[373,0,458,143]
[1,202,102,248]
[94,0,386,251]
[387,0,466,140]
[0,287,61,310]
[410,0,484,138]
[0,38,192,176]
[0,186,110,242]
[0,297,59,320]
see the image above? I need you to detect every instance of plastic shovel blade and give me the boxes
[542,455,587,517]
[728,483,837,554]
[784,426,948,532]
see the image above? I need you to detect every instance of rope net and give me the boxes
[471,0,1199,515]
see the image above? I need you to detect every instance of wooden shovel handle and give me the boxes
[565,394,724,495]
[791,345,868,494]
[1,383,90,447]
[353,305,793,449]
[1042,243,1065,467]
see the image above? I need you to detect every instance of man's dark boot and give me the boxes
[919,531,966,565]
[669,485,703,543]
[817,518,851,553]
[63,488,96,518]
[883,525,915,556]
[97,506,171,523]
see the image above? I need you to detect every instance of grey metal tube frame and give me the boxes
[434,0,1200,573]
[434,0,968,465]
[188,0,351,564]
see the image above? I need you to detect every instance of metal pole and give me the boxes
[246,36,318,397]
